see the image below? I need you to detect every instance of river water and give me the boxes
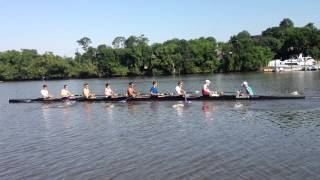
[0,72,320,179]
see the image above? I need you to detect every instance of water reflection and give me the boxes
[104,103,115,120]
[41,104,50,122]
[236,101,253,121]
[150,101,160,112]
[83,103,92,120]
[127,102,138,115]
[202,101,215,121]
[172,102,192,117]
[61,103,75,128]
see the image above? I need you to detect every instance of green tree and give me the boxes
[77,37,92,51]
[112,36,126,48]
[280,18,294,28]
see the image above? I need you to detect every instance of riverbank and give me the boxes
[0,71,261,82]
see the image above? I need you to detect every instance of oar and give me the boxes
[144,83,149,95]
[183,91,191,104]
[119,96,134,103]
[221,91,236,94]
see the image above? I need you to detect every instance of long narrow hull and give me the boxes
[8,95,305,103]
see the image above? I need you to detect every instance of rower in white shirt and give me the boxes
[175,81,186,96]
[40,84,53,99]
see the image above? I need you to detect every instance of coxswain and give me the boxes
[83,83,96,99]
[104,83,113,98]
[60,85,74,99]
[41,84,53,99]
[127,82,138,97]
[175,81,185,96]
[150,81,159,97]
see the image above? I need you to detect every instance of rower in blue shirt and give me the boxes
[150,81,159,98]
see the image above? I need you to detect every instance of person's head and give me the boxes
[64,85,68,89]
[84,83,89,88]
[42,84,47,89]
[105,83,110,88]
[242,81,248,87]
[178,81,183,86]
[152,81,157,87]
[205,80,211,85]
[128,82,134,87]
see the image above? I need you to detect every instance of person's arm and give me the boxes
[240,87,246,95]
[111,89,116,97]
[181,88,186,96]
[150,88,156,96]
[46,92,51,98]
[133,88,138,96]
[245,87,251,95]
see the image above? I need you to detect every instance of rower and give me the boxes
[202,80,220,97]
[236,81,254,97]
[41,84,53,99]
[202,80,211,97]
[60,85,73,99]
[150,81,159,98]
[83,83,96,99]
[175,81,185,96]
[127,82,138,97]
[104,83,113,98]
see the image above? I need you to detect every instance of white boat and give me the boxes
[266,54,318,72]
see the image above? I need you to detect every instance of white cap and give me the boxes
[242,81,248,87]
[205,80,211,84]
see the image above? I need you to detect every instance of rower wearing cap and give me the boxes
[236,81,254,97]
[150,81,159,98]
[175,81,185,96]
[202,80,211,97]
[127,82,138,97]
[83,83,96,99]
[60,85,74,99]
[41,84,53,99]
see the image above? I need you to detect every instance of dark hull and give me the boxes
[9,95,305,103]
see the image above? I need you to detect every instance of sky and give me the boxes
[0,0,319,57]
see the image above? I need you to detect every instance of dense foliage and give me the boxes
[0,19,319,80]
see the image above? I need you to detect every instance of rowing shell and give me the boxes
[8,95,305,103]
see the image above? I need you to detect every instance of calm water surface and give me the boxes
[0,72,320,179]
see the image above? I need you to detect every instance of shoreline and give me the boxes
[0,71,261,82]
[1,70,318,82]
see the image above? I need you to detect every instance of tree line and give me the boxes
[0,18,319,80]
